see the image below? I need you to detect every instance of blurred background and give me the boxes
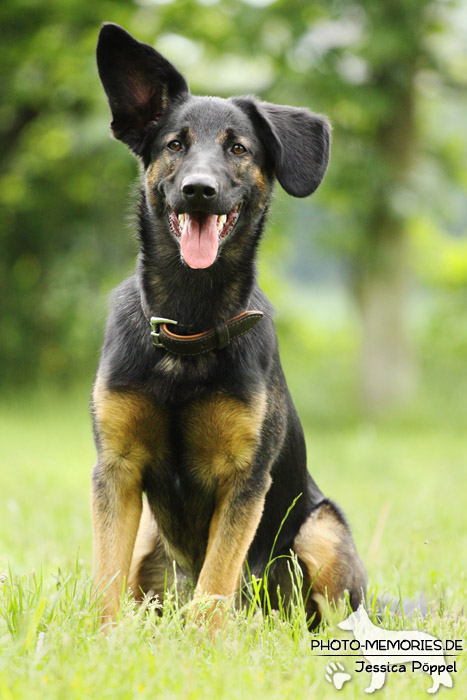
[1,0,467,424]
[2,1,467,624]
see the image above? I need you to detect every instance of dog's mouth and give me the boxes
[168,206,241,269]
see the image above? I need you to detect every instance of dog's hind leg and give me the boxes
[293,500,366,623]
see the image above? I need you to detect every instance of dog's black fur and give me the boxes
[91,23,365,628]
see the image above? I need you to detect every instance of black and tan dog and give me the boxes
[92,23,365,629]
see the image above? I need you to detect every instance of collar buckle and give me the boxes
[150,316,177,347]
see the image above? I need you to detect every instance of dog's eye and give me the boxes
[167,140,182,152]
[231,143,247,155]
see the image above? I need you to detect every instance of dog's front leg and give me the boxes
[91,459,143,624]
[90,381,168,625]
[192,472,271,632]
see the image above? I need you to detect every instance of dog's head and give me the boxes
[96,23,330,270]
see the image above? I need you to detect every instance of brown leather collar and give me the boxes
[149,310,263,356]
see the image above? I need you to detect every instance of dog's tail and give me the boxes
[370,593,428,623]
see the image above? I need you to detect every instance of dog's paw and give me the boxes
[187,594,231,640]
[325,662,352,690]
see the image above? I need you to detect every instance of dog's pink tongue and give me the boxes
[180,214,219,269]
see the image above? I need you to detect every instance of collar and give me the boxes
[149,310,263,356]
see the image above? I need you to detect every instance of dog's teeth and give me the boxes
[217,214,227,232]
[178,214,185,227]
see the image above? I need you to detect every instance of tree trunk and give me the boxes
[354,55,417,411]
[355,219,415,411]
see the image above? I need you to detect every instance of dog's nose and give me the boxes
[181,175,218,204]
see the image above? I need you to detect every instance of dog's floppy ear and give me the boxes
[233,98,330,197]
[96,23,189,154]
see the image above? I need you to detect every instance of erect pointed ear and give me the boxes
[96,23,189,154]
[232,98,331,197]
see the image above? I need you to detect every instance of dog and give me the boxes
[338,605,454,693]
[91,22,366,630]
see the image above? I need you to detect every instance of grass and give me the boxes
[0,385,466,699]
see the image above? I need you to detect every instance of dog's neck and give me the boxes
[137,196,267,332]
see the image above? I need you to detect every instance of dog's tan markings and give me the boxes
[216,130,253,156]
[146,154,172,207]
[146,129,197,207]
[215,129,229,146]
[146,158,165,189]
[184,127,197,144]
[294,506,340,598]
[183,391,269,631]
[91,377,169,622]
[145,160,162,207]
[183,391,267,483]
[216,130,252,148]
[232,154,252,177]
[294,503,364,609]
[91,482,142,624]
[253,165,268,204]
[190,484,268,636]
[93,377,169,468]
[195,484,268,598]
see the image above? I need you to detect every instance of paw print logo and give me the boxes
[325,662,352,690]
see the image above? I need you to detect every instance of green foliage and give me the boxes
[1,0,466,387]
[0,0,139,383]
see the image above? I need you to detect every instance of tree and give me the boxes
[0,1,137,384]
[149,0,465,410]
[1,0,465,410]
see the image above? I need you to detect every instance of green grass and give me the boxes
[0,387,466,699]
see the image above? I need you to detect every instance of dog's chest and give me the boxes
[94,383,266,569]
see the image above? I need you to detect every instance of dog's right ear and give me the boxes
[96,23,189,155]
